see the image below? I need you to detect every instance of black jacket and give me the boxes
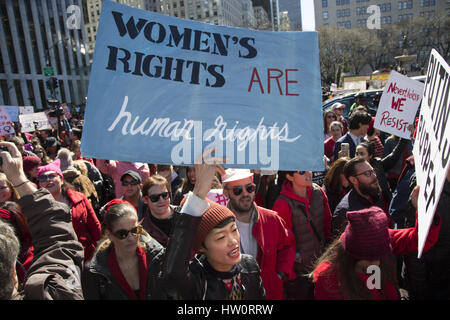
[160,213,266,300]
[370,138,409,204]
[332,189,388,238]
[81,236,165,300]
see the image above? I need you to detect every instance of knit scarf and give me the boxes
[204,259,243,300]
[107,245,148,300]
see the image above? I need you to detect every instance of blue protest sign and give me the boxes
[82,0,323,170]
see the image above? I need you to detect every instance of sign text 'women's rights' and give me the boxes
[374,71,424,139]
[81,0,323,171]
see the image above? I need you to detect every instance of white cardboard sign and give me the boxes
[374,70,424,139]
[413,49,450,258]
[19,112,52,132]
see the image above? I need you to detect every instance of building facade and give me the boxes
[0,0,90,109]
[279,0,301,30]
[315,0,450,29]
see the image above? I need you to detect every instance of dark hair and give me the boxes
[309,239,397,300]
[323,157,350,195]
[71,127,82,140]
[348,111,372,130]
[181,166,196,195]
[357,142,374,159]
[156,164,172,172]
[202,217,236,249]
[96,203,150,253]
[343,157,368,180]
[0,202,31,246]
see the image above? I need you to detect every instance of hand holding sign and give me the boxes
[413,49,450,258]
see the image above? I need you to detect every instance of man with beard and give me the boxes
[332,157,392,238]
[221,169,296,300]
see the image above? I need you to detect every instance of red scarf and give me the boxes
[107,246,148,300]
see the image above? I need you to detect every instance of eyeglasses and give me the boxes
[121,180,140,186]
[38,173,58,182]
[147,191,170,203]
[354,169,376,178]
[111,225,143,240]
[231,183,256,196]
[327,115,337,119]
[296,171,306,175]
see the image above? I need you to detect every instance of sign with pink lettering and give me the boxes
[374,71,424,139]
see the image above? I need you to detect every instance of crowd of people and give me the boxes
[0,102,449,301]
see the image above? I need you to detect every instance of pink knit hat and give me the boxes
[342,206,392,260]
[37,159,63,180]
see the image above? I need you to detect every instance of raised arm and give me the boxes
[0,141,84,300]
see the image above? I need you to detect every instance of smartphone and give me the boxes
[340,143,350,158]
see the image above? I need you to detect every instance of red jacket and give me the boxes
[251,205,296,300]
[313,216,442,300]
[273,182,332,242]
[66,189,102,262]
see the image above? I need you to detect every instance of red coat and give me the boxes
[313,216,442,300]
[66,189,101,262]
[252,205,296,300]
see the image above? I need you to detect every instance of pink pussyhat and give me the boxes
[37,158,64,180]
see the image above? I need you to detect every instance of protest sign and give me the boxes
[0,107,14,135]
[19,112,52,132]
[19,106,34,115]
[413,49,450,258]
[0,105,19,122]
[374,71,424,139]
[81,0,323,171]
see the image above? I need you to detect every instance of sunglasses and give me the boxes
[111,225,143,240]
[354,169,376,178]
[38,173,58,182]
[296,171,306,175]
[146,191,170,203]
[121,180,140,186]
[231,183,256,196]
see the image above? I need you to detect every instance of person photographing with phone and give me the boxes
[333,111,372,161]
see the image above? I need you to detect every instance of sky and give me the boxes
[300,0,316,31]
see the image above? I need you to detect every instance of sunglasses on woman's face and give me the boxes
[231,183,256,196]
[112,225,142,240]
[38,173,58,182]
[121,180,139,186]
[147,191,170,203]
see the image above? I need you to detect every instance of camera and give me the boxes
[0,146,9,166]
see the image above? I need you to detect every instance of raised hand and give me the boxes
[192,147,226,200]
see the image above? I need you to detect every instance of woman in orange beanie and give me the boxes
[160,149,266,300]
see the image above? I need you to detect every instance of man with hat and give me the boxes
[350,91,368,113]
[120,170,147,221]
[220,168,296,300]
